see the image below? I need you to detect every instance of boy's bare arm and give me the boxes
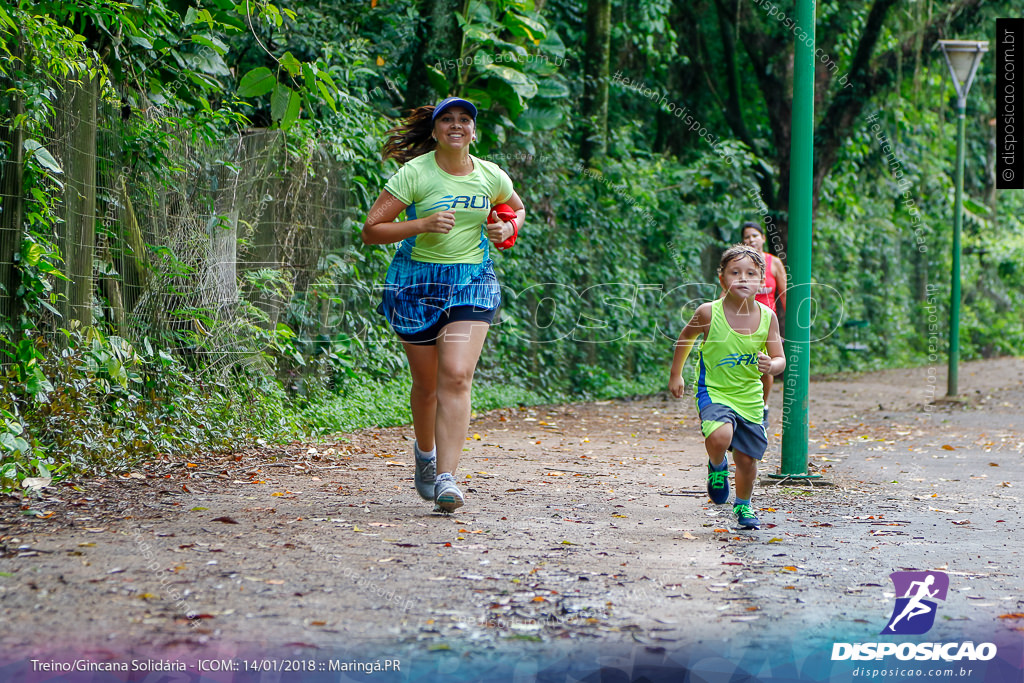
[757,311,786,376]
[669,304,712,398]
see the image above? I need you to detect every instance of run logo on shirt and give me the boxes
[428,195,490,211]
[715,353,759,368]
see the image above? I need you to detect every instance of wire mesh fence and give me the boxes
[2,71,375,378]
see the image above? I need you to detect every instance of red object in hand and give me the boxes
[489,203,518,250]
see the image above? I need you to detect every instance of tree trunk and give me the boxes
[0,97,24,336]
[117,176,151,329]
[580,0,611,164]
[97,234,125,333]
[404,0,464,108]
[240,130,285,331]
[63,74,99,329]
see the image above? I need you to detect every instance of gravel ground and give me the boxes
[0,357,1021,681]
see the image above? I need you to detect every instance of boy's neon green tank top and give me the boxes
[694,298,772,423]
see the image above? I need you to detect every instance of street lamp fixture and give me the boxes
[938,40,988,107]
[936,39,987,397]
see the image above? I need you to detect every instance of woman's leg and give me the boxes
[433,319,489,475]
[401,342,439,451]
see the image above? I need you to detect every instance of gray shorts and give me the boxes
[698,402,768,460]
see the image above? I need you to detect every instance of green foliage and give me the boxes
[3,0,1023,494]
[442,0,568,152]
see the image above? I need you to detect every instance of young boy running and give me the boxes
[668,245,786,529]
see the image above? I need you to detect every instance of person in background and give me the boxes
[741,221,787,415]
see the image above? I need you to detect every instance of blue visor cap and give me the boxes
[432,97,478,122]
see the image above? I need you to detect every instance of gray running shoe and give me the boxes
[434,474,464,512]
[413,442,436,501]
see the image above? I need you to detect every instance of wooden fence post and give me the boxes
[0,98,25,338]
[63,74,99,329]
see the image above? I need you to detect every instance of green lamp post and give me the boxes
[937,40,987,397]
[775,0,815,479]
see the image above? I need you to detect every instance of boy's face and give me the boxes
[719,255,765,299]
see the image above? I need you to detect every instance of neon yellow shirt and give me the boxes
[384,151,513,264]
[694,298,772,423]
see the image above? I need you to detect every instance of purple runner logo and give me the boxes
[882,570,949,635]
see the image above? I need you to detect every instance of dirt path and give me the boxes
[1,358,1022,680]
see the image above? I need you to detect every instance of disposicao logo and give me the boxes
[831,570,998,662]
[883,570,948,635]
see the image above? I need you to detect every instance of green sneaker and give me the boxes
[734,503,760,529]
[706,462,730,504]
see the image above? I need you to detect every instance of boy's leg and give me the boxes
[732,450,761,529]
[732,450,758,502]
[703,423,733,504]
[705,423,732,469]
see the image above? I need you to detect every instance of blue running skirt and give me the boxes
[377,241,501,336]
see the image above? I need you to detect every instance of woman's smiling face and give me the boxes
[434,106,475,150]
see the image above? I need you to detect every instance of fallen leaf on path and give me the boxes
[211,516,239,524]
[767,538,784,543]
[941,445,955,451]
[681,532,697,540]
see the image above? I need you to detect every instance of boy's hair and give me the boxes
[718,244,766,277]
